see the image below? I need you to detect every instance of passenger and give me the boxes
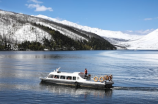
[85,68,88,78]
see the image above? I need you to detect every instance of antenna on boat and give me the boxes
[55,67,60,72]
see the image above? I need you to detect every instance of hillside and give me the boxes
[2,9,157,50]
[117,29,158,50]
[37,15,142,40]
[37,15,158,50]
[0,9,116,51]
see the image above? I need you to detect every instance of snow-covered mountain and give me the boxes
[0,9,116,50]
[117,29,158,50]
[0,9,158,50]
[37,14,158,50]
[0,10,51,43]
[37,15,142,41]
[0,10,94,44]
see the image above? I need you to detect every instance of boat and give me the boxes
[40,67,114,89]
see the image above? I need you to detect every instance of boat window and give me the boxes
[77,77,79,80]
[73,77,76,80]
[60,76,65,79]
[54,75,59,79]
[67,76,72,80]
[48,75,54,78]
[79,73,84,79]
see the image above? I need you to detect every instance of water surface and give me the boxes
[0,51,158,104]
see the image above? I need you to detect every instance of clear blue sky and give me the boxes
[0,0,158,34]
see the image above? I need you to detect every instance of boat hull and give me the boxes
[40,77,114,89]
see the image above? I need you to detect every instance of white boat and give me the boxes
[40,68,114,89]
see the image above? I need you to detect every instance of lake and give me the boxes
[0,50,158,104]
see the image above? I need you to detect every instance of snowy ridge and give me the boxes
[36,22,88,41]
[0,10,14,15]
[118,29,158,50]
[0,14,51,43]
[0,9,158,50]
[36,15,158,50]
[0,9,88,44]
[36,15,142,40]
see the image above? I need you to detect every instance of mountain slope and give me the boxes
[37,15,142,40]
[1,9,157,50]
[12,23,51,43]
[36,15,158,50]
[0,9,116,50]
[117,29,158,50]
[39,15,158,50]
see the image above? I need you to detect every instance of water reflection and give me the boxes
[39,83,113,98]
[0,54,62,60]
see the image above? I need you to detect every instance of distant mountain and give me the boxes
[37,15,142,41]
[117,29,158,50]
[0,9,116,50]
[1,9,157,50]
[37,14,158,50]
[39,15,158,50]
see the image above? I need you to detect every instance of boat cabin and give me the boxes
[47,71,90,81]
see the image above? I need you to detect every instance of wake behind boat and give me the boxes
[40,68,114,89]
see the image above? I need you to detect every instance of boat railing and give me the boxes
[89,73,111,78]
[88,73,113,82]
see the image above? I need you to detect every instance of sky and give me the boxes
[0,0,158,35]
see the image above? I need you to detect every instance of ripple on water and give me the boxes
[0,51,158,104]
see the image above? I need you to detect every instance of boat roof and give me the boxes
[49,71,81,76]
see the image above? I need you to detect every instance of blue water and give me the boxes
[0,50,158,104]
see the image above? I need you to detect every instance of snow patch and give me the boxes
[36,22,88,41]
[13,24,51,43]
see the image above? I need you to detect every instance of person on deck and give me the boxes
[85,68,88,78]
